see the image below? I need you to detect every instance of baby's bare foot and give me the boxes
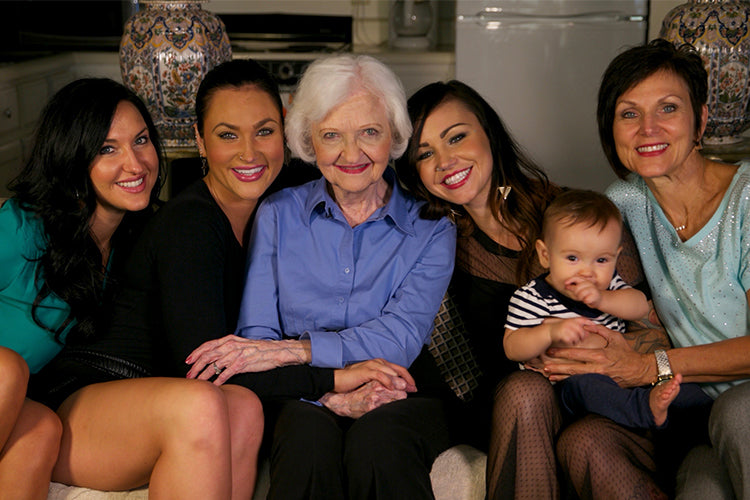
[650,373,682,427]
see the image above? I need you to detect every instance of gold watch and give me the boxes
[653,349,674,386]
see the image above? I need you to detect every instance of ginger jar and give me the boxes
[660,0,750,144]
[120,0,232,149]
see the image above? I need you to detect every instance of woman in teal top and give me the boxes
[546,40,750,499]
[0,199,75,373]
[0,78,262,499]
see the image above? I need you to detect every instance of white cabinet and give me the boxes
[0,86,19,135]
[354,49,455,98]
[0,56,75,197]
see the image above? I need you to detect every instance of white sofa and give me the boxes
[48,445,486,500]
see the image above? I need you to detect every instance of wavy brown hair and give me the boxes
[395,80,560,284]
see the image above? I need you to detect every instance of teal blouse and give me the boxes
[0,199,71,373]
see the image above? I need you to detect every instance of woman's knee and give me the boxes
[159,380,232,448]
[494,371,556,416]
[557,417,605,466]
[708,381,750,446]
[221,385,264,448]
[21,399,63,468]
[0,347,29,395]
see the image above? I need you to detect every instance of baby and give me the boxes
[503,189,708,429]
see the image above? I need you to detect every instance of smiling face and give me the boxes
[612,70,707,180]
[311,92,392,201]
[414,99,494,212]
[89,100,158,221]
[196,85,284,204]
[536,217,622,300]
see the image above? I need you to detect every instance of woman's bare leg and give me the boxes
[220,384,264,500]
[53,378,233,500]
[0,348,62,500]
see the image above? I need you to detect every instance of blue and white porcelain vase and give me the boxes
[660,0,750,144]
[120,0,232,149]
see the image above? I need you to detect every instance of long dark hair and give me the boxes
[598,39,708,179]
[8,78,163,344]
[395,80,559,283]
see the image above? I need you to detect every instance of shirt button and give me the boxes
[344,267,350,274]
[338,298,345,304]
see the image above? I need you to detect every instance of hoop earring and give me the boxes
[498,186,512,200]
[200,156,208,177]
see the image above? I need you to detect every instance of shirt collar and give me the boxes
[303,167,416,236]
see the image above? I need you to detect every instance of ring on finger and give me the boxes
[212,362,222,376]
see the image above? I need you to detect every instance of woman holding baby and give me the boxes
[398,39,750,499]
[553,39,750,499]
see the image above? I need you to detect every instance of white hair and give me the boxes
[285,54,412,164]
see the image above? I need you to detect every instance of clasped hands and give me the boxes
[320,359,417,419]
[185,335,415,419]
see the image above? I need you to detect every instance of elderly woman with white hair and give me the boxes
[185,54,457,499]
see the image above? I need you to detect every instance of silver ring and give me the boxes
[212,362,222,376]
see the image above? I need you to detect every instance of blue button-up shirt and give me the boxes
[235,168,456,369]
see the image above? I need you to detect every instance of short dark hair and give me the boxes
[195,59,283,135]
[542,189,622,242]
[597,39,707,179]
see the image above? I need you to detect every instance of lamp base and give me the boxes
[390,36,431,50]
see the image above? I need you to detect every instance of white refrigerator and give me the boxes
[456,0,648,191]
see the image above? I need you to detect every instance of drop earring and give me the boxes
[200,156,208,177]
[498,186,512,200]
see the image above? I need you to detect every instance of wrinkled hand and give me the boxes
[565,277,601,309]
[319,380,411,419]
[334,359,416,393]
[185,335,310,385]
[543,323,651,387]
[545,316,594,347]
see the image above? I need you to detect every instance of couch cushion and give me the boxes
[50,444,487,500]
[48,483,148,500]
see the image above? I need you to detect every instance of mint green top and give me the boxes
[606,161,750,399]
[0,199,71,373]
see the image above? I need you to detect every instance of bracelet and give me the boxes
[653,349,674,386]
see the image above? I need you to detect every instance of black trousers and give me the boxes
[266,394,451,500]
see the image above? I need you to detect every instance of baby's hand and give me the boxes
[565,278,602,309]
[544,317,593,347]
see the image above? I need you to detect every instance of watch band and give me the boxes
[653,349,674,386]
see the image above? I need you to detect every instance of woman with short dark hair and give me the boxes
[549,39,750,499]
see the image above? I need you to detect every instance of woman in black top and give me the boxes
[108,60,414,496]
